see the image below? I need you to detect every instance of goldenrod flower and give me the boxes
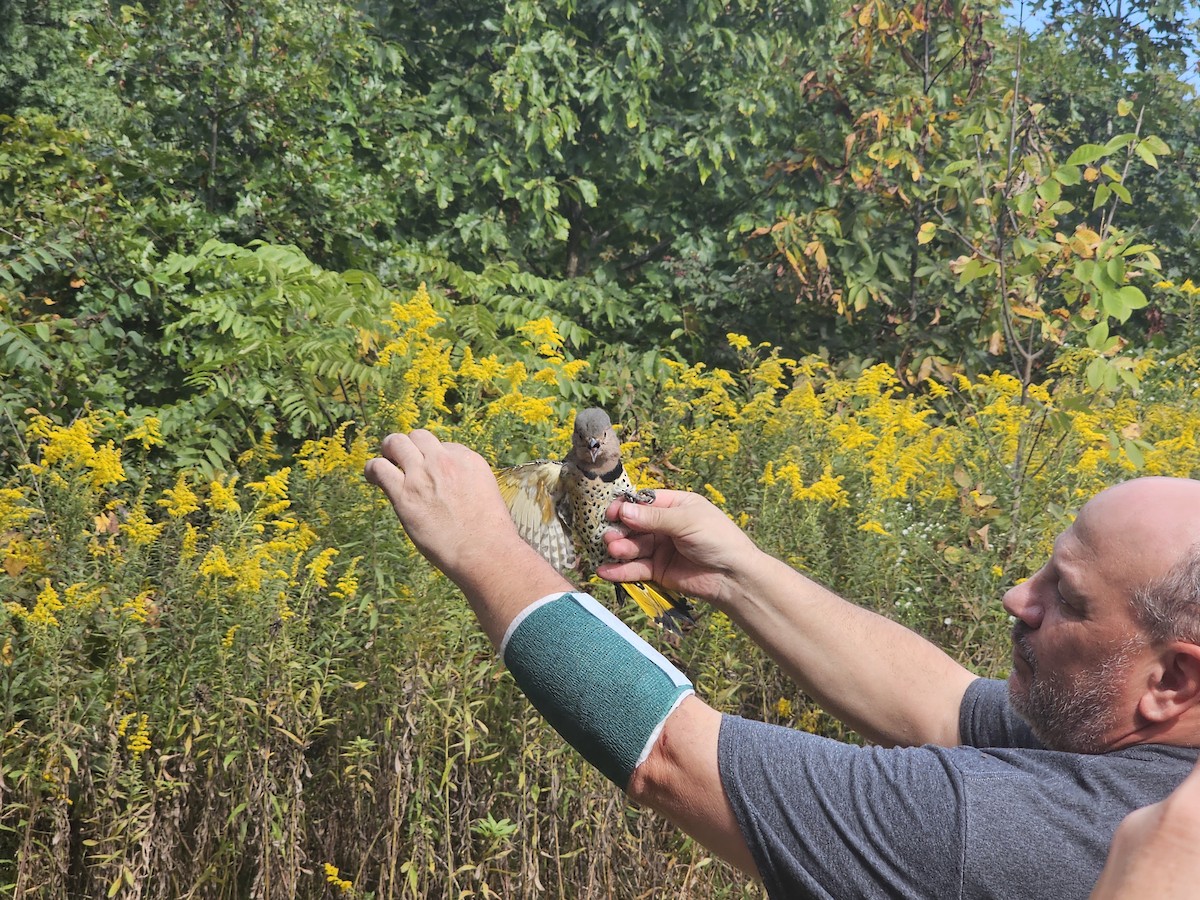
[248,468,291,501]
[308,547,339,588]
[86,441,126,489]
[323,863,353,893]
[157,474,200,518]
[199,547,236,579]
[6,579,65,628]
[124,416,164,450]
[207,475,241,515]
[126,715,151,757]
[122,502,164,547]
[858,519,891,536]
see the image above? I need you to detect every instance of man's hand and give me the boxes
[365,431,571,644]
[598,490,764,606]
[365,430,517,577]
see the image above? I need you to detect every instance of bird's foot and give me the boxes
[618,488,656,505]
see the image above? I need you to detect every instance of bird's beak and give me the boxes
[588,438,601,463]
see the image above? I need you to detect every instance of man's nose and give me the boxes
[1003,579,1044,629]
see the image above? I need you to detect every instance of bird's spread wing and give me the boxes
[495,461,578,576]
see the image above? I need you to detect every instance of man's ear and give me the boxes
[1139,642,1200,723]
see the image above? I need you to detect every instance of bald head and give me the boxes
[1078,478,1200,587]
[1079,478,1200,643]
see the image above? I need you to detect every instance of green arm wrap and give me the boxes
[501,592,694,790]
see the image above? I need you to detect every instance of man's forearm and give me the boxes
[720,551,977,747]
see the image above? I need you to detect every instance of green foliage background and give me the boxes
[1,0,1198,896]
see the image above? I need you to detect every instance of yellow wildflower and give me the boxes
[86,441,125,489]
[0,487,35,531]
[486,392,556,425]
[331,557,362,601]
[297,423,371,479]
[181,524,200,558]
[124,416,164,450]
[323,863,353,893]
[6,579,65,628]
[519,317,565,357]
[775,697,793,718]
[157,473,200,518]
[308,547,339,588]
[122,503,164,547]
[207,475,241,515]
[703,483,727,507]
[248,468,291,500]
[119,590,155,624]
[126,715,151,757]
[199,547,236,579]
[31,415,96,470]
[726,332,752,351]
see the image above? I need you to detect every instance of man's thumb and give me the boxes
[617,498,674,533]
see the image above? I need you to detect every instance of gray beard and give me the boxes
[1007,626,1135,754]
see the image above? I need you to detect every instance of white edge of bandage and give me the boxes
[498,591,695,773]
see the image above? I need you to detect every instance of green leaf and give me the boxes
[1053,166,1082,186]
[1117,284,1148,312]
[1134,142,1159,169]
[1103,133,1135,154]
[1086,320,1110,350]
[1142,135,1170,155]
[1066,143,1107,166]
[1037,179,1061,203]
[1123,438,1145,468]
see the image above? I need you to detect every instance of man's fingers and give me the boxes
[603,527,653,560]
[378,429,436,470]
[364,456,405,501]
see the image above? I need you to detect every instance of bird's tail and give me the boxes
[616,581,698,636]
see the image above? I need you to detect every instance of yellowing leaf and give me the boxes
[917,222,937,245]
[1117,99,1133,117]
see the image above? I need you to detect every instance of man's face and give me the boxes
[1002,513,1148,753]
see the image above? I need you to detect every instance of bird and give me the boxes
[494,407,697,635]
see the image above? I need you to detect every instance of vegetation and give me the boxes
[1,0,1198,896]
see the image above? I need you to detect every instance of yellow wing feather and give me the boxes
[494,461,579,577]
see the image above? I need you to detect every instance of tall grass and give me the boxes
[3,289,1200,897]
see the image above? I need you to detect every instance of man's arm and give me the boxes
[364,431,758,875]
[600,492,978,747]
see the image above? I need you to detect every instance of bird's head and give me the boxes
[572,407,615,466]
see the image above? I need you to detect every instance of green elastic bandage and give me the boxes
[500,592,694,790]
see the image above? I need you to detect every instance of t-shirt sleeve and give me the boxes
[718,715,965,899]
[958,677,1043,750]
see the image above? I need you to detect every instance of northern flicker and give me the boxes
[495,408,697,634]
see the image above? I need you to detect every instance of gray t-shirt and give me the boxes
[718,678,1198,899]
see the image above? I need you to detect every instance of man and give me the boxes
[365,429,1200,898]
